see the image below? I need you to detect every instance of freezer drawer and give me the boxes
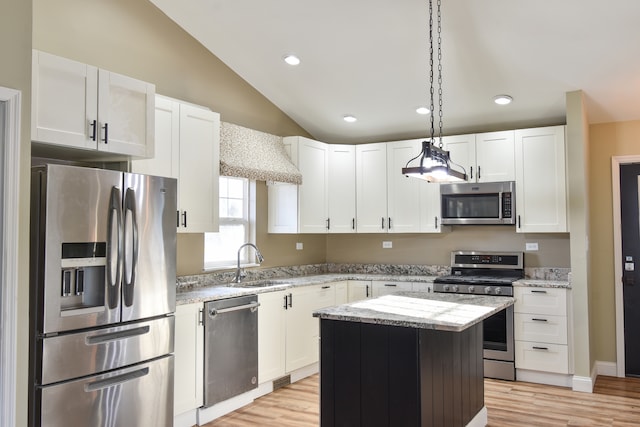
[40,316,174,385]
[36,355,174,427]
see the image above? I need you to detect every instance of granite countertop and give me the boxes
[514,278,571,289]
[176,273,439,305]
[313,291,515,332]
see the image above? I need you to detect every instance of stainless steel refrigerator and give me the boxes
[29,164,177,427]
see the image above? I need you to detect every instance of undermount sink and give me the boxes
[233,280,289,288]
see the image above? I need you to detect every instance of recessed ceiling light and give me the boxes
[283,54,301,66]
[343,115,357,123]
[493,95,513,105]
[416,107,430,115]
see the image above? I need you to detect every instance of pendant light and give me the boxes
[401,0,467,183]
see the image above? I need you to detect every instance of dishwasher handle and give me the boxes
[209,301,260,317]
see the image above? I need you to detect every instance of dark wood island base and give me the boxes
[319,319,486,427]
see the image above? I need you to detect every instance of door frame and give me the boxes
[0,86,21,427]
[612,155,640,377]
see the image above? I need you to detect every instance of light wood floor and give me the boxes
[202,375,640,426]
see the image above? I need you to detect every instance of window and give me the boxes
[204,177,256,269]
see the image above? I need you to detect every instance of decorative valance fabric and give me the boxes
[219,122,302,185]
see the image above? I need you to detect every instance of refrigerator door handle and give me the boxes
[106,186,123,309]
[123,188,139,307]
[84,367,149,392]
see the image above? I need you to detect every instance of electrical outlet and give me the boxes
[296,242,303,250]
[525,242,539,251]
[382,241,393,249]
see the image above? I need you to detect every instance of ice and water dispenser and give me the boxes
[59,242,106,313]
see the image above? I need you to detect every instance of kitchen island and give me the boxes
[313,292,514,427]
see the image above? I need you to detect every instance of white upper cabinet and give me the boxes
[443,131,515,183]
[296,137,330,233]
[386,140,422,233]
[515,126,567,233]
[31,50,154,157]
[132,95,220,233]
[356,143,388,233]
[328,145,357,233]
[474,131,516,182]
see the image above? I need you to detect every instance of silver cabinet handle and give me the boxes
[209,301,260,317]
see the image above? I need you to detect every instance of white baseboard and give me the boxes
[595,360,617,377]
[516,369,572,388]
[290,362,319,383]
[572,375,594,393]
[466,406,487,427]
[174,409,198,427]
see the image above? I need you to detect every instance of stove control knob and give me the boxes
[495,287,502,295]
[484,286,492,294]
[443,285,450,292]
[452,285,459,292]
[468,286,475,293]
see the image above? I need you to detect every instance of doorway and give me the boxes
[613,156,640,377]
[620,163,640,376]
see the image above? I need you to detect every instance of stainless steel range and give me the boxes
[434,251,524,381]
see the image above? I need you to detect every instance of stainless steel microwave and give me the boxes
[440,181,515,225]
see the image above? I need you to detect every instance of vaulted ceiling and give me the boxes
[150,0,640,143]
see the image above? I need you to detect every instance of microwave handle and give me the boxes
[498,191,503,220]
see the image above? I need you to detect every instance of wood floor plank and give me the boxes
[201,375,640,426]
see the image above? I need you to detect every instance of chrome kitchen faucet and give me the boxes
[233,243,264,283]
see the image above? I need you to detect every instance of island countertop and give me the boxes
[313,291,514,332]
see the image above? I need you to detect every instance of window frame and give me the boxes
[203,177,257,270]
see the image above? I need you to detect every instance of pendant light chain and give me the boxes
[428,0,435,144]
[437,0,443,149]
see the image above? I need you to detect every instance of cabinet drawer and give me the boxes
[515,341,569,374]
[514,287,567,315]
[514,313,567,344]
[371,281,413,297]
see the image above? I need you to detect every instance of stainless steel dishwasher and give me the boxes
[203,294,259,407]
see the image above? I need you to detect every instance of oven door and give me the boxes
[483,304,514,362]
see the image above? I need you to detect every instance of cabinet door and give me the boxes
[267,182,298,233]
[131,96,179,178]
[31,50,98,150]
[419,181,446,233]
[328,145,356,233]
[334,281,349,305]
[174,303,203,415]
[285,285,335,372]
[442,134,476,181]
[387,140,422,233]
[475,130,515,182]
[515,126,567,232]
[177,104,220,233]
[297,137,329,233]
[347,280,371,302]
[97,70,155,157]
[258,291,287,383]
[356,143,388,233]
[371,281,413,297]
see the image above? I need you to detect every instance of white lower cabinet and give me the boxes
[173,303,204,416]
[258,283,341,383]
[347,280,372,302]
[371,281,414,297]
[258,290,288,384]
[514,287,572,379]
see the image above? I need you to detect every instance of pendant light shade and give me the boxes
[402,0,467,183]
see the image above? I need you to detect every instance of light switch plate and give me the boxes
[296,242,303,250]
[525,242,539,251]
[382,241,392,249]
